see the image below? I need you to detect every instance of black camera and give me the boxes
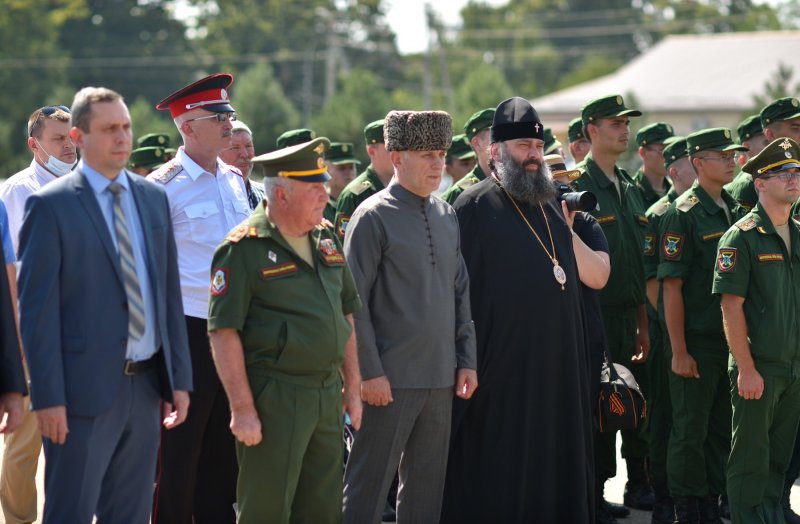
[555,183,597,212]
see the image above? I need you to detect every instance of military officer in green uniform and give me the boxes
[207,137,363,524]
[725,115,768,212]
[441,133,476,192]
[334,120,393,240]
[568,116,591,164]
[633,122,675,209]
[276,128,316,149]
[323,142,360,223]
[543,127,564,156]
[440,108,494,205]
[644,136,697,523]
[713,137,800,524]
[658,128,746,522]
[573,94,653,515]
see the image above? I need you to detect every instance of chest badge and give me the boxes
[319,238,345,265]
[268,250,277,263]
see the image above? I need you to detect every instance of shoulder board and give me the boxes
[350,180,373,196]
[225,221,250,243]
[149,160,182,185]
[736,218,757,231]
[677,195,699,213]
[650,200,672,217]
[459,175,479,189]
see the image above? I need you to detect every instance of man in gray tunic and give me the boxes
[342,110,478,524]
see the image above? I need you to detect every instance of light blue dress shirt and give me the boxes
[0,201,14,264]
[81,161,160,361]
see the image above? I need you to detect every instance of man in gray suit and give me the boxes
[17,86,193,523]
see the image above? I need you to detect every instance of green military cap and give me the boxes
[760,97,800,127]
[129,146,166,170]
[253,137,331,183]
[736,114,763,143]
[325,142,361,165]
[663,136,688,168]
[581,94,642,126]
[635,122,674,147]
[136,133,171,149]
[363,119,385,144]
[543,128,562,155]
[447,134,476,160]
[686,128,747,154]
[276,128,316,149]
[568,117,585,142]
[742,137,800,178]
[463,108,495,140]
[164,148,177,161]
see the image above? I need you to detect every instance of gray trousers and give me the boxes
[343,387,452,524]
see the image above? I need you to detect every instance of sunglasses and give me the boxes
[28,105,71,137]
[186,112,237,123]
[42,105,70,116]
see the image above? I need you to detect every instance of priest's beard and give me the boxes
[495,145,557,206]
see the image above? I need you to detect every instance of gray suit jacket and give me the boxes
[18,169,192,416]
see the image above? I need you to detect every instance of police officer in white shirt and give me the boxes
[147,73,249,524]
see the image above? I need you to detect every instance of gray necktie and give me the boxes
[108,182,145,340]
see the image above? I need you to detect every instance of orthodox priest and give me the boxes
[441,97,594,523]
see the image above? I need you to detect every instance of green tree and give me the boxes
[128,97,179,146]
[453,62,513,128]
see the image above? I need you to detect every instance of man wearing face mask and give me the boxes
[0,104,77,524]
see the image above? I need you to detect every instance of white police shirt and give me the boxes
[148,147,250,319]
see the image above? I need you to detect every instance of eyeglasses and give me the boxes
[186,112,237,123]
[762,170,800,182]
[696,155,736,163]
[42,105,70,116]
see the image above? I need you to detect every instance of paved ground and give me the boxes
[2,437,798,523]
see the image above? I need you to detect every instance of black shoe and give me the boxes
[651,496,674,524]
[782,486,800,524]
[603,498,630,518]
[596,501,620,524]
[698,494,723,524]
[718,494,730,520]
[382,500,396,522]
[673,496,700,524]
[624,481,655,510]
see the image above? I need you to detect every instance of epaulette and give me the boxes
[225,221,250,243]
[350,180,374,196]
[459,175,479,189]
[649,200,672,218]
[677,195,699,213]
[735,217,757,231]
[150,159,182,185]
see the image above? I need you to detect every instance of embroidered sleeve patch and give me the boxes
[337,215,350,239]
[663,232,685,259]
[643,233,655,256]
[210,268,229,296]
[757,253,784,263]
[260,262,298,280]
[717,248,737,272]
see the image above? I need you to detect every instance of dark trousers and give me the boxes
[43,369,161,524]
[152,316,237,524]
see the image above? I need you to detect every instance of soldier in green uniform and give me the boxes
[725,115,768,212]
[323,142,360,223]
[440,108,494,205]
[543,127,564,156]
[333,119,393,240]
[276,128,316,149]
[573,94,653,516]
[441,133,476,192]
[633,122,675,209]
[713,137,800,524]
[644,136,697,524]
[207,137,363,524]
[569,116,591,164]
[658,128,746,522]
[129,146,167,176]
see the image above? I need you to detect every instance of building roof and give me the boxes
[532,31,800,117]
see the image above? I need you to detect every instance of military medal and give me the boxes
[499,182,567,291]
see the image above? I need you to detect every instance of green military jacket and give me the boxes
[574,153,648,309]
[724,171,758,211]
[712,204,800,370]
[657,183,743,350]
[323,195,336,224]
[632,168,672,210]
[644,188,679,280]
[334,164,385,240]
[208,202,362,386]
[441,164,486,205]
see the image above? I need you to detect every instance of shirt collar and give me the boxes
[31,159,60,183]
[388,180,429,206]
[177,147,217,181]
[80,159,130,195]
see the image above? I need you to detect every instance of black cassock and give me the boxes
[441,178,594,523]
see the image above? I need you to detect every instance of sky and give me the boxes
[383,0,509,55]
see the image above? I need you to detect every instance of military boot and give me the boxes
[697,495,723,524]
[624,458,655,510]
[718,494,730,520]
[651,485,674,524]
[782,484,800,524]
[672,496,700,524]
[596,481,621,524]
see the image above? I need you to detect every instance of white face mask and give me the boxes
[35,139,76,177]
